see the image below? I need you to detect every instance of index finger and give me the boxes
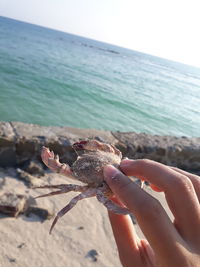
[170,166,200,201]
[120,159,200,243]
[104,165,183,257]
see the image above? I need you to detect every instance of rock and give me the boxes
[0,147,17,167]
[113,131,200,173]
[17,169,42,188]
[25,196,54,221]
[77,226,84,230]
[10,121,116,144]
[0,121,15,139]
[0,190,53,222]
[25,206,54,222]
[0,193,28,217]
[0,178,5,189]
[21,160,45,176]
[86,249,99,262]
[0,121,200,174]
[7,257,17,263]
[0,122,16,167]
[0,121,118,169]
[17,243,26,249]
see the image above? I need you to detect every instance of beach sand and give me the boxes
[0,169,172,267]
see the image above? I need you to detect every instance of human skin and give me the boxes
[103,159,200,267]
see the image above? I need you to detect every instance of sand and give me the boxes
[0,169,172,267]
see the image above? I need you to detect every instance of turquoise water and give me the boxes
[1,16,200,137]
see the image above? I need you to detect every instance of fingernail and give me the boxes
[104,165,121,184]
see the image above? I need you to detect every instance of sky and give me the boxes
[1,0,200,68]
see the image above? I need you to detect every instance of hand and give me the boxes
[104,159,200,267]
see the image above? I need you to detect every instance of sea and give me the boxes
[1,16,200,137]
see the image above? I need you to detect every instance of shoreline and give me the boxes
[0,120,200,174]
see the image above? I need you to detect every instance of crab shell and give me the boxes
[71,141,122,186]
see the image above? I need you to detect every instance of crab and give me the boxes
[36,140,130,234]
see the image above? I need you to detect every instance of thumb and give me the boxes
[103,165,138,210]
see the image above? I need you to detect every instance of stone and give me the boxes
[0,121,15,139]
[113,131,200,173]
[25,206,54,221]
[0,193,28,217]
[0,121,200,174]
[17,169,42,188]
[0,122,17,167]
[86,249,99,262]
[0,147,17,167]
[21,160,45,176]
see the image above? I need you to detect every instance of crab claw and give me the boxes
[41,146,55,166]
[41,146,73,178]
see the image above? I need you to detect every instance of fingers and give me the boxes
[120,159,200,244]
[108,212,142,267]
[170,167,200,202]
[108,197,156,266]
[109,209,156,267]
[104,165,183,255]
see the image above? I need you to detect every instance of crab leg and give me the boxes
[35,184,89,199]
[41,147,74,178]
[96,189,130,215]
[49,188,97,234]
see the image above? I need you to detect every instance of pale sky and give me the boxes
[1,0,200,68]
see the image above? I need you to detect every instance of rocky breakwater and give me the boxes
[0,121,200,173]
[0,121,118,219]
[0,121,200,219]
[0,120,200,228]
